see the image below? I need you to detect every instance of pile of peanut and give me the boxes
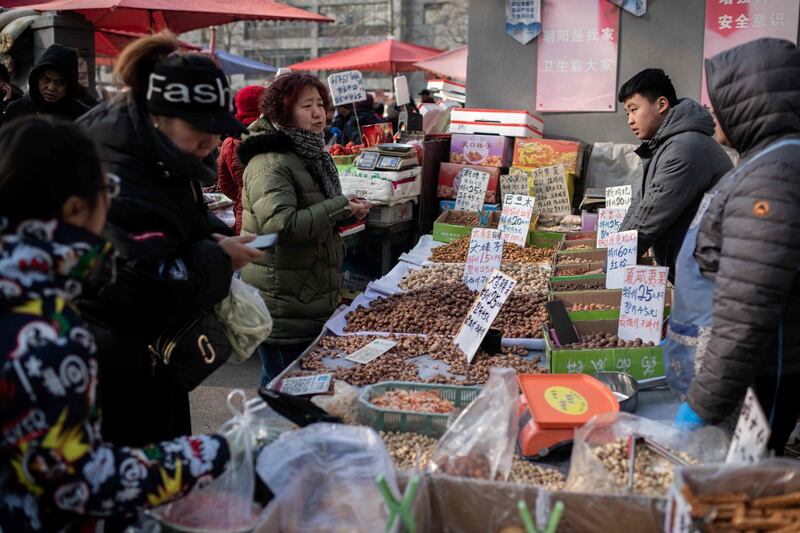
[399,263,550,295]
[442,211,498,228]
[430,236,555,264]
[370,389,455,414]
[294,335,546,386]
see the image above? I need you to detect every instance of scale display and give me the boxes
[356,151,380,170]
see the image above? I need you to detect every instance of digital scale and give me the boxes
[356,143,418,171]
[517,373,619,458]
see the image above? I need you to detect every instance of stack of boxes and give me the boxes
[510,138,585,207]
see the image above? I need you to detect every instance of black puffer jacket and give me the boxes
[687,38,800,423]
[75,94,233,445]
[620,99,733,279]
[2,44,90,123]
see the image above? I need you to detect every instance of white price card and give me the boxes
[665,485,692,533]
[278,373,332,396]
[498,194,535,247]
[618,265,669,345]
[500,170,530,199]
[605,185,632,212]
[596,208,627,248]
[455,270,517,363]
[532,164,571,216]
[345,338,397,364]
[393,75,410,106]
[605,230,638,289]
[726,387,770,464]
[327,70,366,106]
[463,228,504,291]
[454,168,491,212]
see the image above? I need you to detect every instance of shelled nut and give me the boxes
[558,332,655,349]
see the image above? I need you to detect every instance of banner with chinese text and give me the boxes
[536,0,621,112]
[702,0,799,108]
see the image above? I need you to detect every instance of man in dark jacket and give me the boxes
[2,43,90,124]
[677,39,800,452]
[618,69,732,280]
[341,94,379,144]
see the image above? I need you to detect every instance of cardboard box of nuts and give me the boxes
[437,163,503,203]
[544,319,665,380]
[550,288,674,321]
[450,133,514,167]
[432,209,501,243]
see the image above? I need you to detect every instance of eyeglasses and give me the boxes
[105,173,121,199]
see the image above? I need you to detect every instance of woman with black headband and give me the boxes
[77,33,263,447]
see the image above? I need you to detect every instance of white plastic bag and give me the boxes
[426,367,519,481]
[256,423,399,533]
[215,277,272,362]
[151,390,265,531]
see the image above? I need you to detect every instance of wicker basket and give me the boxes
[358,381,481,437]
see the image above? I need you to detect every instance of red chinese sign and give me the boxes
[536,0,621,112]
[702,0,799,107]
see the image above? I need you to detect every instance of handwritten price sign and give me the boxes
[605,230,638,289]
[726,387,770,465]
[455,269,517,363]
[596,208,627,248]
[618,265,669,345]
[498,194,535,247]
[605,185,632,212]
[463,228,504,291]
[500,170,531,199]
[455,168,492,212]
[327,70,366,106]
[532,164,571,216]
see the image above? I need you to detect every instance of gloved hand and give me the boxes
[674,402,705,431]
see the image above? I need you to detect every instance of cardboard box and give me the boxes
[511,165,575,204]
[545,319,665,380]
[449,133,513,167]
[439,199,501,213]
[528,230,566,248]
[555,249,608,263]
[559,238,597,251]
[551,288,674,321]
[566,230,597,241]
[513,138,584,176]
[437,162,503,203]
[432,209,501,243]
[551,265,606,283]
[450,108,544,138]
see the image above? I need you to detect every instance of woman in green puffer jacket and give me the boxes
[238,73,369,386]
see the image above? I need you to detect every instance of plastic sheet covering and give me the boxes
[585,142,643,192]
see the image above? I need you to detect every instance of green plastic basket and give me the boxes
[358,381,481,438]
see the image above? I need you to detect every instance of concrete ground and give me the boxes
[189,356,262,434]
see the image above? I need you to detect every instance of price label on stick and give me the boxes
[463,228,503,291]
[500,170,530,199]
[345,338,397,364]
[605,185,632,212]
[393,75,410,107]
[596,208,627,248]
[618,265,669,345]
[532,164,571,216]
[278,373,332,396]
[327,70,366,106]
[605,230,638,289]
[454,168,491,212]
[498,194,535,247]
[455,270,517,363]
[726,387,770,464]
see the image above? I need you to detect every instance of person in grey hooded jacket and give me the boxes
[618,69,732,281]
[677,38,800,453]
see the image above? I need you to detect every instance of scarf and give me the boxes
[279,125,342,199]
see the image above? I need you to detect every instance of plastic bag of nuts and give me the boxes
[565,412,729,497]
[427,368,519,481]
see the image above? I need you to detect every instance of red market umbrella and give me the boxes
[2,0,332,33]
[288,37,443,74]
[95,29,199,64]
[414,45,467,82]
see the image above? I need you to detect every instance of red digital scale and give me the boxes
[517,374,620,458]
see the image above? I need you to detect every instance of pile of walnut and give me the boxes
[381,431,565,490]
[345,282,548,338]
[593,438,696,497]
[559,332,655,349]
[430,236,556,264]
[293,335,545,387]
[399,263,550,295]
[370,389,455,414]
[682,485,800,532]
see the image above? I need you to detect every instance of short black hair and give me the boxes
[618,68,678,106]
[0,116,104,223]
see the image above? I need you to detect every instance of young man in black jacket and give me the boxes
[2,44,90,125]
[618,69,732,281]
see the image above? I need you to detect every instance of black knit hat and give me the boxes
[146,54,245,135]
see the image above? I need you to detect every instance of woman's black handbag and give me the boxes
[148,312,232,392]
